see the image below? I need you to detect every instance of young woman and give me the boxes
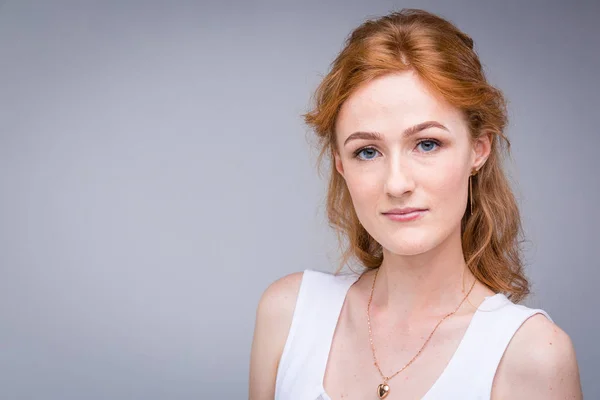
[249,8,582,400]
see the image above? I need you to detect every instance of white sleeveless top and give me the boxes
[274,268,553,400]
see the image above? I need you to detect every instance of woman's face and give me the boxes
[334,71,490,256]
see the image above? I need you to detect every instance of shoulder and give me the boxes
[492,312,583,399]
[257,270,305,324]
[248,271,305,398]
[253,270,306,351]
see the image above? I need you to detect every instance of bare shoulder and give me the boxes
[248,271,305,400]
[257,271,305,323]
[492,313,583,399]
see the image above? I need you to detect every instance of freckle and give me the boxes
[549,342,553,345]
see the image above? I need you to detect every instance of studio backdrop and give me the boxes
[0,0,598,399]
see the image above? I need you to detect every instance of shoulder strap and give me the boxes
[275,269,360,400]
[426,294,553,398]
[474,296,553,396]
[308,270,361,381]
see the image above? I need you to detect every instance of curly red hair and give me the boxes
[303,9,530,302]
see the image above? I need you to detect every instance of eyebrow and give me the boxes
[343,121,450,146]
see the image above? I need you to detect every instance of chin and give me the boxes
[384,243,435,256]
[376,229,444,256]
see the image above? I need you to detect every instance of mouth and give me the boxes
[381,209,427,222]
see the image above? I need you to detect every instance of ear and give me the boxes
[472,132,491,172]
[334,150,345,178]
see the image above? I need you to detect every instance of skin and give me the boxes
[248,71,582,399]
[333,70,489,323]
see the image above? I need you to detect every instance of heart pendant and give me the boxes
[377,383,390,398]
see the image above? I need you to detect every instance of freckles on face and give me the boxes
[343,166,382,221]
[335,70,472,183]
[429,154,470,201]
[334,71,474,253]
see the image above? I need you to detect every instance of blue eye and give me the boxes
[353,140,441,161]
[354,147,380,160]
[417,139,440,152]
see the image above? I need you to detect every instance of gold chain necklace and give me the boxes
[367,267,476,399]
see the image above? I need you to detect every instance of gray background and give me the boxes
[0,0,598,398]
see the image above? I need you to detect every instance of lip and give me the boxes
[382,208,427,222]
[382,207,427,214]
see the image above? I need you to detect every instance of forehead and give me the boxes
[336,71,466,141]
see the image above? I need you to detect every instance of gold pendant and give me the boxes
[377,383,390,398]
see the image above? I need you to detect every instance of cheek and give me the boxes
[434,170,464,195]
[425,166,469,216]
[430,151,470,192]
[344,168,381,207]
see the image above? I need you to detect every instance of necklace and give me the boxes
[367,267,477,399]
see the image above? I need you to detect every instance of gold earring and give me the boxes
[470,170,478,216]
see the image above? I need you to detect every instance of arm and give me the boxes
[248,272,304,400]
[492,313,583,399]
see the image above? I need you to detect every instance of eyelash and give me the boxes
[352,139,442,161]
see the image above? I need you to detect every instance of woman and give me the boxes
[249,8,582,400]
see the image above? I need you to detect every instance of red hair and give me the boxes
[303,9,530,302]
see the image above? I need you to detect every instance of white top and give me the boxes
[274,268,553,400]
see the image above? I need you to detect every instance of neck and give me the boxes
[368,228,478,322]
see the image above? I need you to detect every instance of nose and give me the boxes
[384,154,415,198]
